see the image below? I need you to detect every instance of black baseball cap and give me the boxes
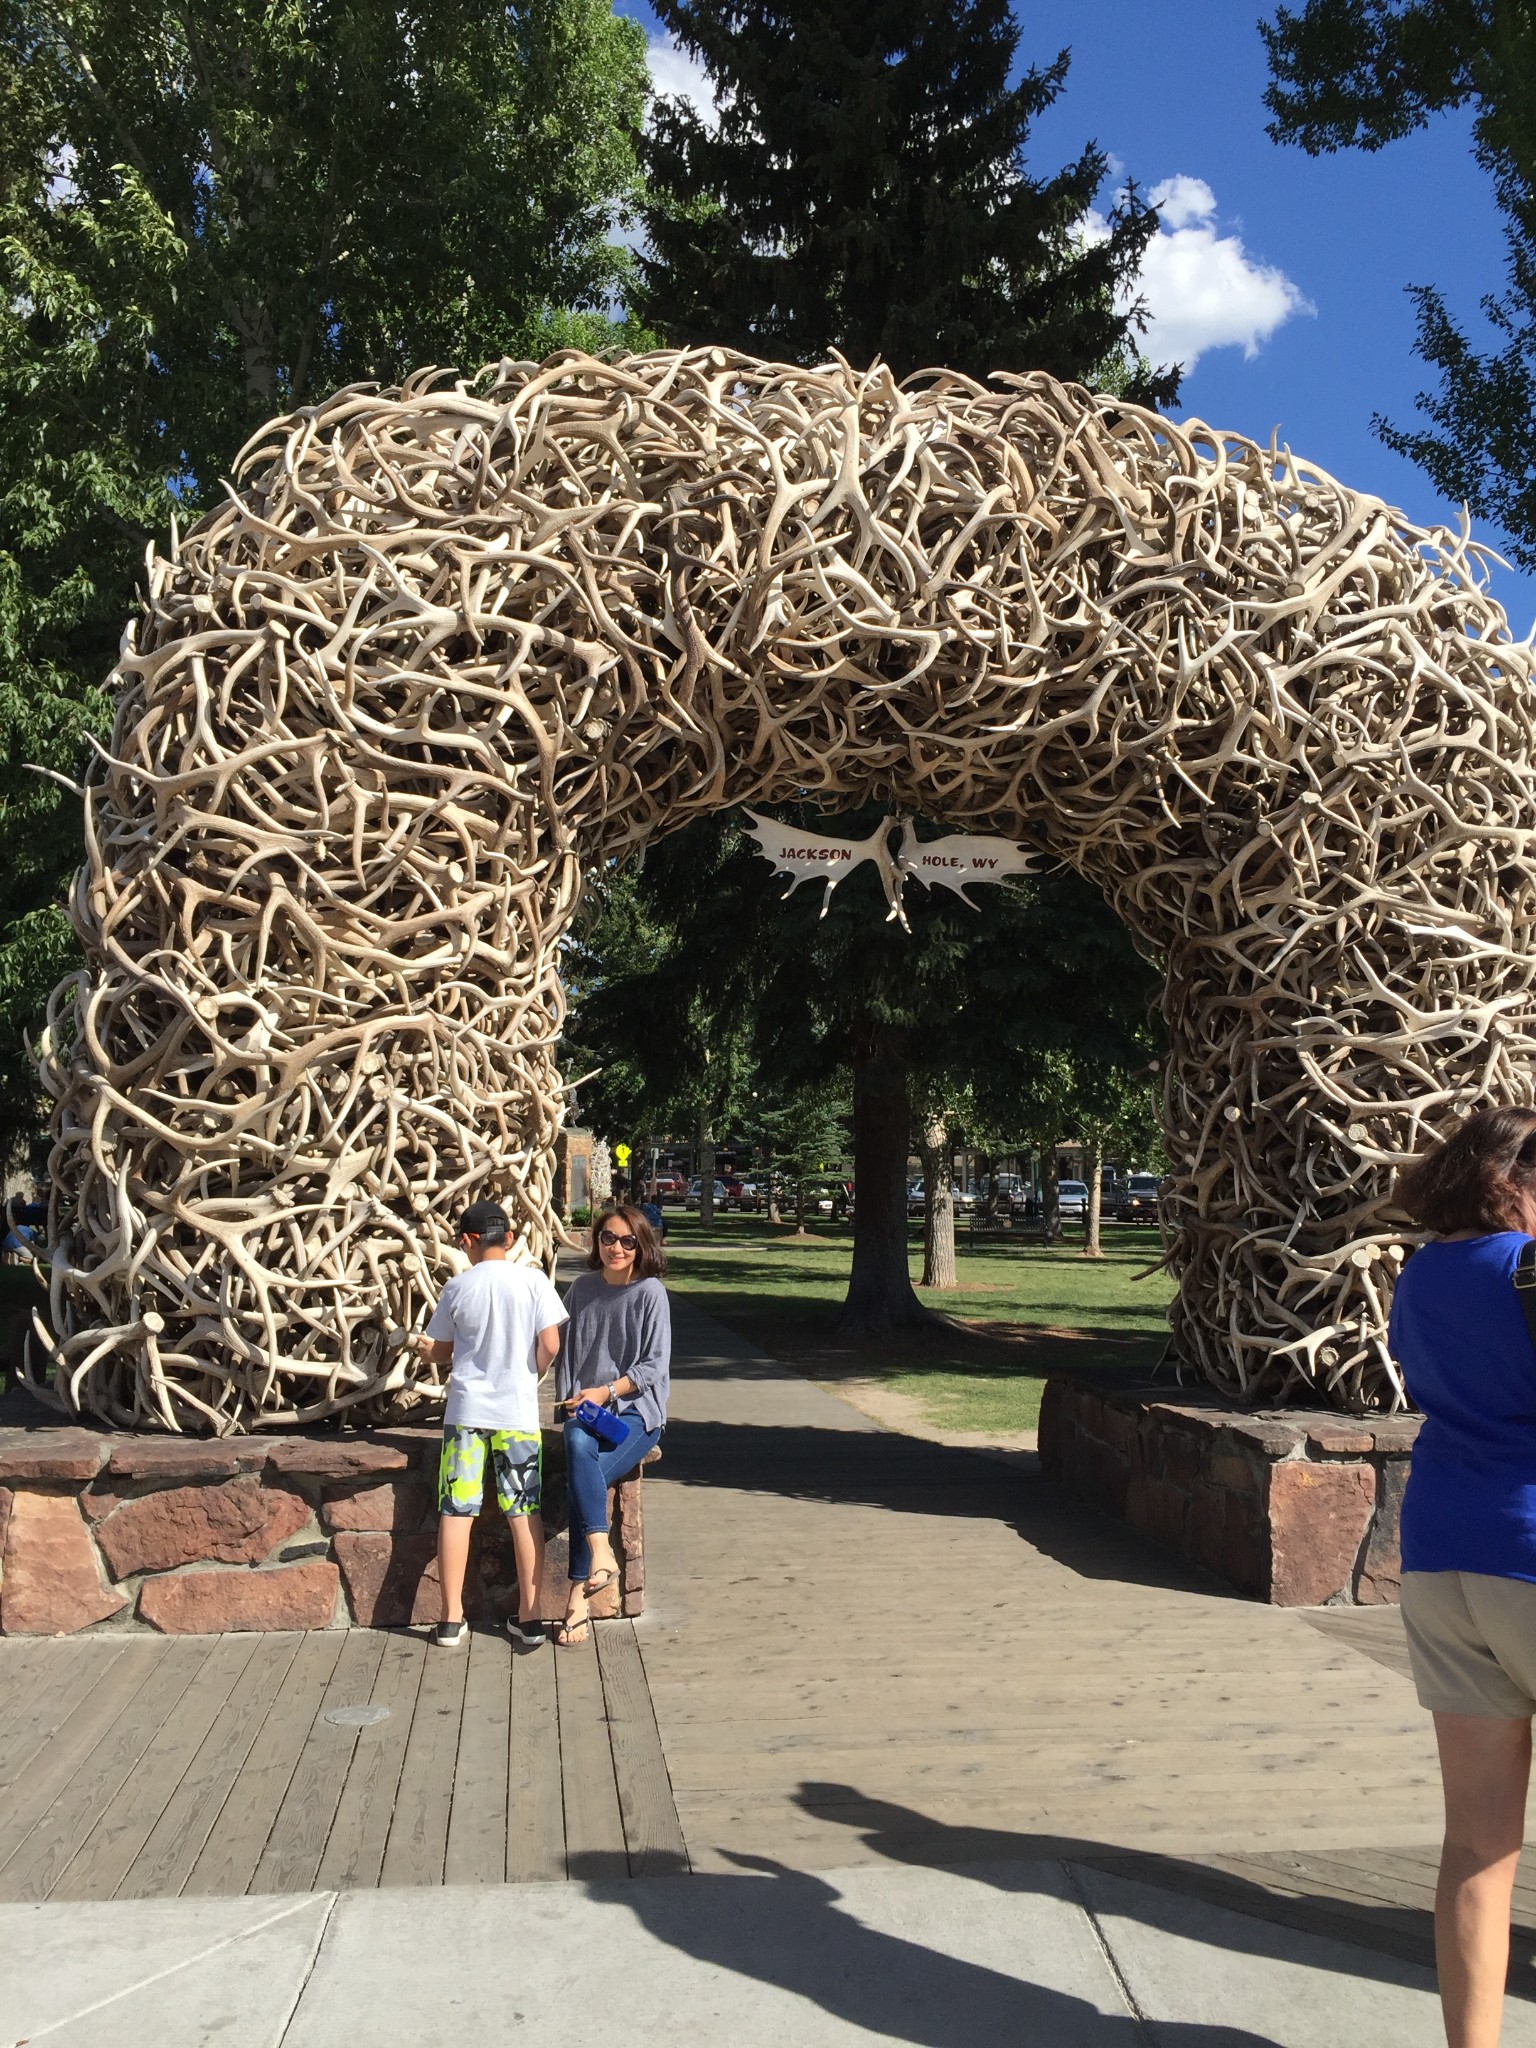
[456,1200,510,1238]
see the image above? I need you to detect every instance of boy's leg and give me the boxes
[437,1427,487,1624]
[437,1515,474,1624]
[491,1433,544,1622]
[506,1513,545,1622]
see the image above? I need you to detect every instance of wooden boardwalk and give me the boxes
[7,1289,1536,2006]
[0,1620,686,1902]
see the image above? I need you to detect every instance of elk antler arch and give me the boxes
[33,348,1536,1432]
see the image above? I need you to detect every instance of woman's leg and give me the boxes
[1433,1710,1532,2047]
[564,1421,660,1591]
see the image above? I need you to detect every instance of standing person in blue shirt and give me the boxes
[1392,1106,1536,2048]
[414,1200,567,1652]
[552,1204,669,1648]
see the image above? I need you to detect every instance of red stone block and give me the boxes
[265,1439,410,1478]
[334,1529,441,1625]
[1268,1461,1377,1606]
[1189,1484,1267,1595]
[0,1428,107,1483]
[96,1479,311,1578]
[1357,1460,1409,1605]
[1305,1425,1377,1456]
[139,1560,339,1633]
[321,1477,433,1532]
[1125,1473,1188,1554]
[80,1484,124,1522]
[0,1486,11,1564]
[1098,1403,1141,1457]
[106,1440,263,1480]
[1208,1452,1256,1495]
[1,1491,129,1632]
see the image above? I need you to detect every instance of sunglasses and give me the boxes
[598,1230,637,1250]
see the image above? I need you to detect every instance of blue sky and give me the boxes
[621,1,1535,635]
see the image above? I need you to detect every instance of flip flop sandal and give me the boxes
[584,1567,618,1595]
[555,1613,590,1648]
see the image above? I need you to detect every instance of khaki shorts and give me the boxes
[1401,1570,1536,1717]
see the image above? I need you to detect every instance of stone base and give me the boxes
[1038,1370,1420,1605]
[0,1424,649,1635]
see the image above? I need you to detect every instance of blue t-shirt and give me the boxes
[1390,1232,1536,1580]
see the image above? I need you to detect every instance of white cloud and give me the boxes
[1086,175,1313,374]
[1135,177,1313,371]
[645,31,718,126]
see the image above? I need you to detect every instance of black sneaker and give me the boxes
[506,1614,545,1649]
[433,1620,467,1649]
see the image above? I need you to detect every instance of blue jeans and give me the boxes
[564,1415,661,1587]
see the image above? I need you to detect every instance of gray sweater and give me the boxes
[556,1273,671,1434]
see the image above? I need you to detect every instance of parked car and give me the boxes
[906,1179,925,1217]
[908,1180,976,1217]
[684,1177,729,1211]
[1055,1179,1090,1220]
[1116,1173,1165,1224]
[651,1171,686,1203]
[718,1175,746,1208]
[735,1180,765,1212]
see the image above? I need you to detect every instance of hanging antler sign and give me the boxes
[742,812,905,919]
[895,820,1041,907]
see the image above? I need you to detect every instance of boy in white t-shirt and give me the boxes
[414,1200,567,1650]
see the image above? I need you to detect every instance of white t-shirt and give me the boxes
[427,1259,568,1433]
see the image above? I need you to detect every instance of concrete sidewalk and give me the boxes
[7,1853,1534,2047]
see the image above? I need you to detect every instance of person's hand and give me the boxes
[412,1332,435,1358]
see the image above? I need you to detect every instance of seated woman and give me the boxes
[554,1203,670,1648]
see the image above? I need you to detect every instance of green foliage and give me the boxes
[562,807,1164,1159]
[638,0,1179,403]
[0,0,650,1163]
[1263,0,1536,567]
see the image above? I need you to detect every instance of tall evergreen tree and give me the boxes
[638,0,1178,399]
[1262,0,1536,566]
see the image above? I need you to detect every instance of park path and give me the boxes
[8,1292,1536,2043]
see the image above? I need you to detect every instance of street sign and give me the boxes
[614,1143,632,1166]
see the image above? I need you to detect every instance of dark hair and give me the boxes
[456,1199,510,1248]
[588,1203,667,1280]
[1395,1106,1536,1235]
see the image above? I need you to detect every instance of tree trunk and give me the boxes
[794,1172,809,1235]
[976,1148,998,1223]
[1082,1130,1106,1259]
[919,1111,956,1289]
[766,1143,781,1225]
[698,1113,715,1228]
[1040,1145,1062,1244]
[839,1022,931,1335]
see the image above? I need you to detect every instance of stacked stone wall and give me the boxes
[0,1427,645,1634]
[1039,1372,1418,1605]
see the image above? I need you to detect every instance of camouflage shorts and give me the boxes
[438,1427,542,1518]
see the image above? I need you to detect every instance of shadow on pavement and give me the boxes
[613,1845,1280,2046]
[785,1782,1536,2007]
[652,1412,1233,1595]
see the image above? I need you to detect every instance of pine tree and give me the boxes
[639,0,1178,399]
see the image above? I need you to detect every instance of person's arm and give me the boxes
[416,1337,453,1367]
[414,1283,456,1367]
[536,1323,561,1374]
[581,1287,669,1407]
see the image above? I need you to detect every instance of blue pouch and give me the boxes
[573,1399,631,1446]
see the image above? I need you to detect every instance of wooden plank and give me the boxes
[250,1631,388,1895]
[378,1636,469,1887]
[508,1630,563,1883]
[183,1632,344,1898]
[315,1631,425,1892]
[0,1639,163,1871]
[0,1637,205,1901]
[556,1629,627,1881]
[596,1623,688,1876]
[118,1634,304,1899]
[51,1636,258,1902]
[445,1629,512,1886]
[0,1641,124,1794]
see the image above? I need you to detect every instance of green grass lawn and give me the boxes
[659,1213,1177,1435]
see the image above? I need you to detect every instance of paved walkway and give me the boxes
[4,1294,1536,2043]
